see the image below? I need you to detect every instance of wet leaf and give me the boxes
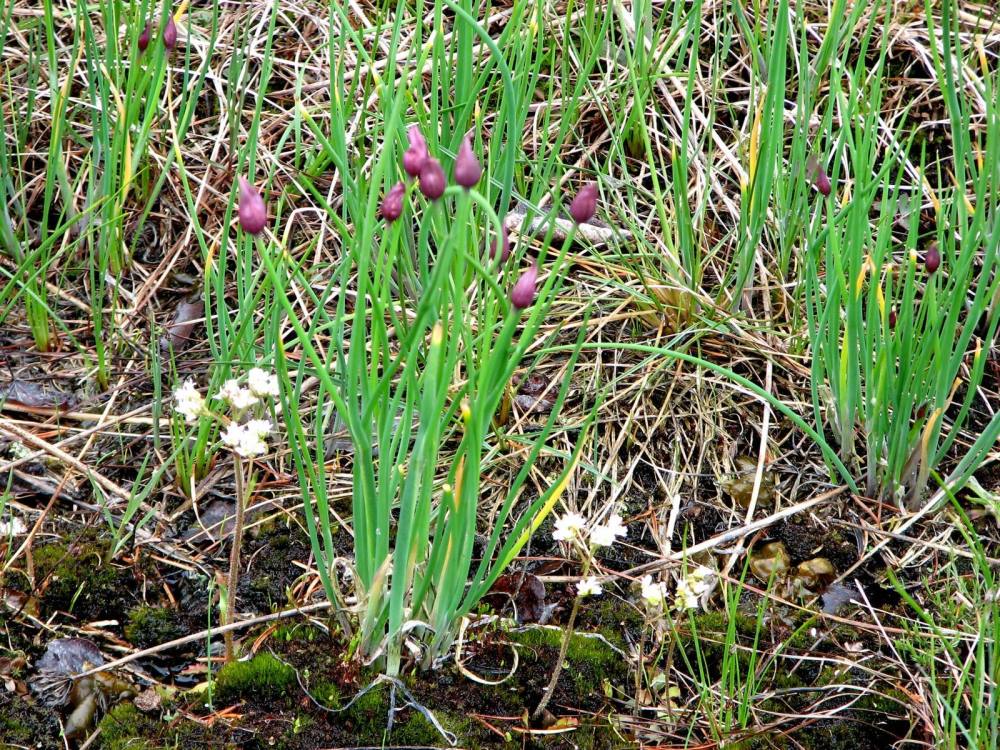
[720,456,776,509]
[485,573,551,624]
[788,557,836,598]
[0,380,74,411]
[513,374,556,416]
[2,587,40,618]
[30,638,134,739]
[160,298,204,351]
[749,541,791,582]
[821,582,856,614]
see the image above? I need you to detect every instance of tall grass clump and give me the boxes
[254,6,594,675]
[803,8,1000,506]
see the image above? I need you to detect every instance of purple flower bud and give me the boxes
[490,225,511,262]
[924,243,941,274]
[382,181,406,222]
[510,260,538,309]
[807,155,831,196]
[403,125,429,178]
[163,16,177,50]
[419,158,447,200]
[138,22,152,52]
[888,309,897,329]
[569,183,598,224]
[453,134,482,189]
[238,177,267,236]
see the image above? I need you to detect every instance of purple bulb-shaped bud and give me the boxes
[490,225,511,262]
[807,155,831,196]
[924,243,941,274]
[510,260,539,309]
[569,183,598,224]
[238,177,267,236]
[138,22,152,52]
[163,16,177,50]
[453,134,482,189]
[419,158,447,200]
[382,181,406,222]
[403,125,429,178]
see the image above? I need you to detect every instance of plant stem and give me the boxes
[531,557,589,722]
[224,454,247,662]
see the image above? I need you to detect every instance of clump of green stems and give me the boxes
[264,121,588,674]
[0,1,218,389]
[803,9,1000,506]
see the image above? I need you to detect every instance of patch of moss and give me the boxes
[0,691,62,747]
[212,652,297,705]
[125,605,186,649]
[97,702,232,750]
[509,626,629,701]
[33,540,134,620]
[96,703,159,750]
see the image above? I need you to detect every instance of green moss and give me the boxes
[508,626,628,699]
[212,652,297,704]
[96,703,158,750]
[33,540,133,619]
[125,605,186,649]
[0,692,62,747]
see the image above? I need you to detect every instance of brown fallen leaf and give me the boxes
[0,380,74,411]
[485,573,551,623]
[160,298,204,351]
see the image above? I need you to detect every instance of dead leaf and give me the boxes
[485,574,551,623]
[0,380,74,411]
[160,298,204,351]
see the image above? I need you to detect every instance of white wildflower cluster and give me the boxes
[553,510,629,600]
[551,511,629,548]
[172,366,280,458]
[173,379,207,424]
[673,565,716,611]
[639,575,669,609]
[590,513,628,547]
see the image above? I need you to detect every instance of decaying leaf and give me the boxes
[788,557,836,598]
[0,380,74,411]
[749,541,791,582]
[30,638,134,739]
[513,374,557,416]
[485,573,552,624]
[160,298,204,351]
[720,456,776,509]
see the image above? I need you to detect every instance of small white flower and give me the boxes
[552,512,587,542]
[590,513,628,547]
[576,576,603,597]
[221,422,246,450]
[173,379,206,423]
[236,418,271,457]
[674,565,716,611]
[219,378,258,410]
[640,574,669,608]
[247,367,280,398]
[674,578,700,610]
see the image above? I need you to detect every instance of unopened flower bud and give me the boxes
[453,134,482,188]
[138,22,152,52]
[419,158,446,200]
[163,16,177,50]
[924,243,941,274]
[807,155,831,196]
[237,177,267,236]
[888,309,897,329]
[569,182,598,224]
[382,181,406,222]
[490,225,511,262]
[403,125,429,178]
[510,260,538,309]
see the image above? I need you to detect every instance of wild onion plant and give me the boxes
[803,14,1000,505]
[261,112,591,674]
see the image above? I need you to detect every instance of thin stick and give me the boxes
[73,601,333,679]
